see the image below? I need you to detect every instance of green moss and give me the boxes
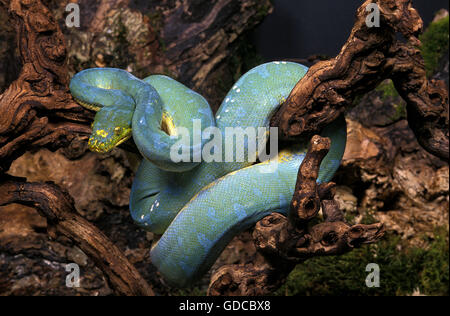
[375,79,399,99]
[374,80,407,122]
[419,16,449,77]
[391,102,407,121]
[274,225,449,296]
[419,227,449,295]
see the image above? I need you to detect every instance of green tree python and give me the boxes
[70,62,347,287]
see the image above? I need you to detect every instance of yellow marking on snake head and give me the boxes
[96,130,109,138]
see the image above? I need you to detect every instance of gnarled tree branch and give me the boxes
[208,136,385,296]
[0,175,154,296]
[0,0,152,296]
[271,0,448,161]
[0,0,93,174]
[0,0,442,296]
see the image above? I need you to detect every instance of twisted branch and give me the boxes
[0,0,152,296]
[208,136,385,296]
[270,0,448,161]
[0,0,443,296]
[0,175,154,296]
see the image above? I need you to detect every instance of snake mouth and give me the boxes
[88,133,132,153]
[73,97,102,112]
[114,134,132,147]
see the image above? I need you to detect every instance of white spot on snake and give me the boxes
[232,85,238,90]
[216,115,221,119]
[140,215,144,220]
[281,61,287,64]
[274,61,280,64]
[231,99,235,103]
[225,109,229,113]
[236,88,241,93]
[225,98,230,102]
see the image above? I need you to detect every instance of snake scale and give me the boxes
[70,62,347,287]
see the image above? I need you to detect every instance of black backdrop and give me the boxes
[252,0,449,60]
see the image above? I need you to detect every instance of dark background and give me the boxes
[252,0,449,60]
[0,0,448,297]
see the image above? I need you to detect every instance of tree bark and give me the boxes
[270,0,448,161]
[0,0,444,296]
[208,136,385,296]
[0,0,92,174]
[0,175,154,296]
[0,0,152,296]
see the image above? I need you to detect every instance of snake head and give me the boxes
[88,107,133,153]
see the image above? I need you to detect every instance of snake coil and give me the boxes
[70,62,347,287]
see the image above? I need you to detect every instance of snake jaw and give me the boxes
[74,97,102,112]
[88,127,132,153]
[114,132,132,147]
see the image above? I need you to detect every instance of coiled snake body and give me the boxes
[70,62,347,287]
